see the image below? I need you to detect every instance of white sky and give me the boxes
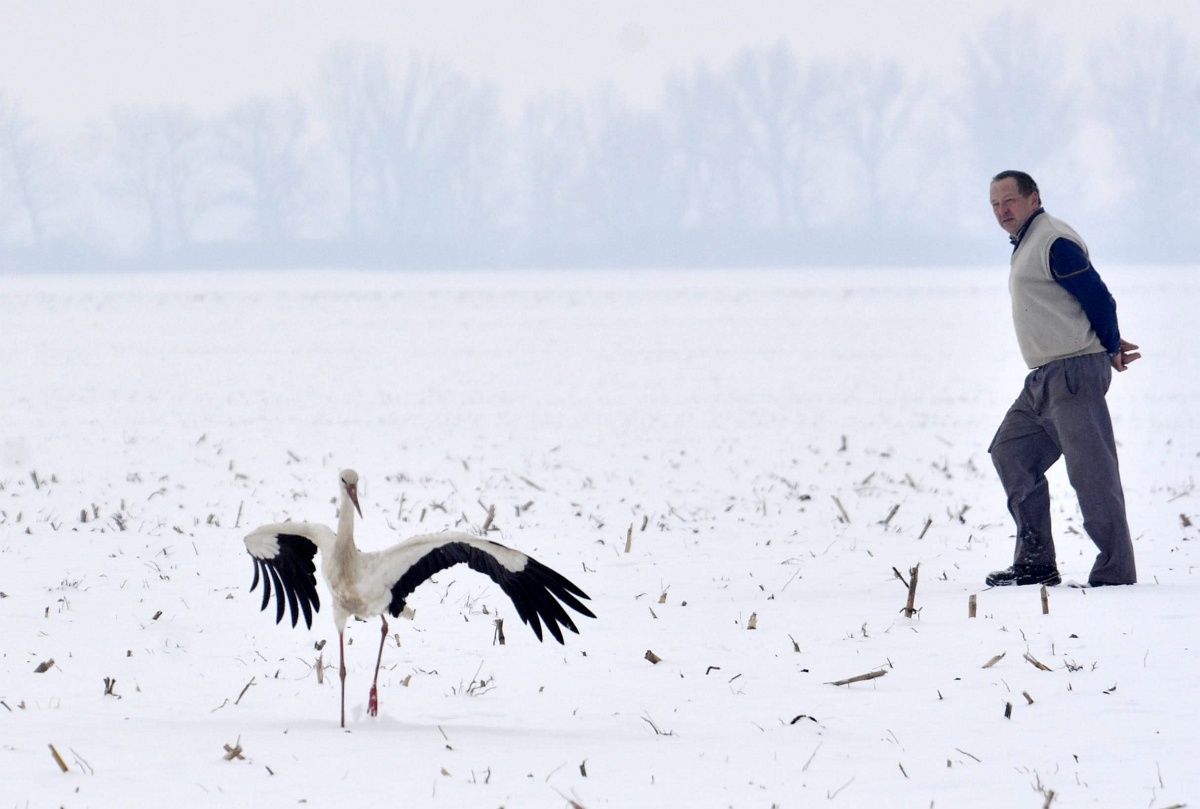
[0,0,1195,127]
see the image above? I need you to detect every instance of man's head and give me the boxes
[990,170,1041,237]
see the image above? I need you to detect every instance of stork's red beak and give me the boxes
[347,483,363,518]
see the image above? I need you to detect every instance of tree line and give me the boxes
[2,15,1199,272]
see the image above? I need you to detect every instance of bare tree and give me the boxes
[0,95,55,249]
[517,91,681,264]
[1090,23,1200,254]
[221,95,308,247]
[101,106,219,257]
[316,47,507,260]
[727,43,828,231]
[661,64,745,235]
[315,45,389,242]
[402,63,506,246]
[827,61,926,234]
[583,95,678,259]
[517,92,594,259]
[956,13,1081,186]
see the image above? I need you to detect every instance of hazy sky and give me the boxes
[1,1,1196,127]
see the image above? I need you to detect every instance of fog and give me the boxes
[2,2,1199,272]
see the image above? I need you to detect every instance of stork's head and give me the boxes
[339,468,363,518]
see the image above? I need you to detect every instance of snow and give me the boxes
[2,266,1197,807]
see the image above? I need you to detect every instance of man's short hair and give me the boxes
[992,170,1039,199]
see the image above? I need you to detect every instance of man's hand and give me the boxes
[1112,339,1141,372]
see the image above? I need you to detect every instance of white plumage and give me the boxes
[243,468,594,727]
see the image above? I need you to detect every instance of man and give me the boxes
[986,170,1140,587]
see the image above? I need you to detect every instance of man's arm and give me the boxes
[1048,237,1121,355]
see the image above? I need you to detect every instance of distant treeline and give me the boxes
[2,15,1199,272]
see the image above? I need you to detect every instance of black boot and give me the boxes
[985,564,1061,587]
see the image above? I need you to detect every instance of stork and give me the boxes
[243,468,594,727]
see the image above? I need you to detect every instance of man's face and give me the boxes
[990,178,1041,237]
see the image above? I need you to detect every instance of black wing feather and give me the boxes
[252,561,270,612]
[387,540,594,644]
[247,533,321,629]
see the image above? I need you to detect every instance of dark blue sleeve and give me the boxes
[1048,237,1121,355]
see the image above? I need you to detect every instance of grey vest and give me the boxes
[1009,212,1105,369]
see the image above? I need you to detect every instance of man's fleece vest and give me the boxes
[1009,212,1105,369]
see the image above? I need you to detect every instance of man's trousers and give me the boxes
[989,351,1137,585]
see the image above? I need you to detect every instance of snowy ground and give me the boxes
[2,266,1197,808]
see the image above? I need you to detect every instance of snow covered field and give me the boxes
[2,266,1197,808]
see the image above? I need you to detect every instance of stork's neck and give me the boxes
[336,492,358,552]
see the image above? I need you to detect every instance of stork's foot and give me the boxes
[367,685,379,717]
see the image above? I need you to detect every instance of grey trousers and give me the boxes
[989,351,1137,585]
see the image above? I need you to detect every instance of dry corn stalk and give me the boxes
[827,668,888,687]
[1023,652,1052,672]
[898,563,920,618]
[832,496,851,523]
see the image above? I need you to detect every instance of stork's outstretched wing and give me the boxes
[244,523,333,629]
[373,532,595,643]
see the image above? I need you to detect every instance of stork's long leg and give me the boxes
[368,616,389,717]
[339,629,347,728]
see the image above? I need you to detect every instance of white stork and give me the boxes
[243,468,594,727]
